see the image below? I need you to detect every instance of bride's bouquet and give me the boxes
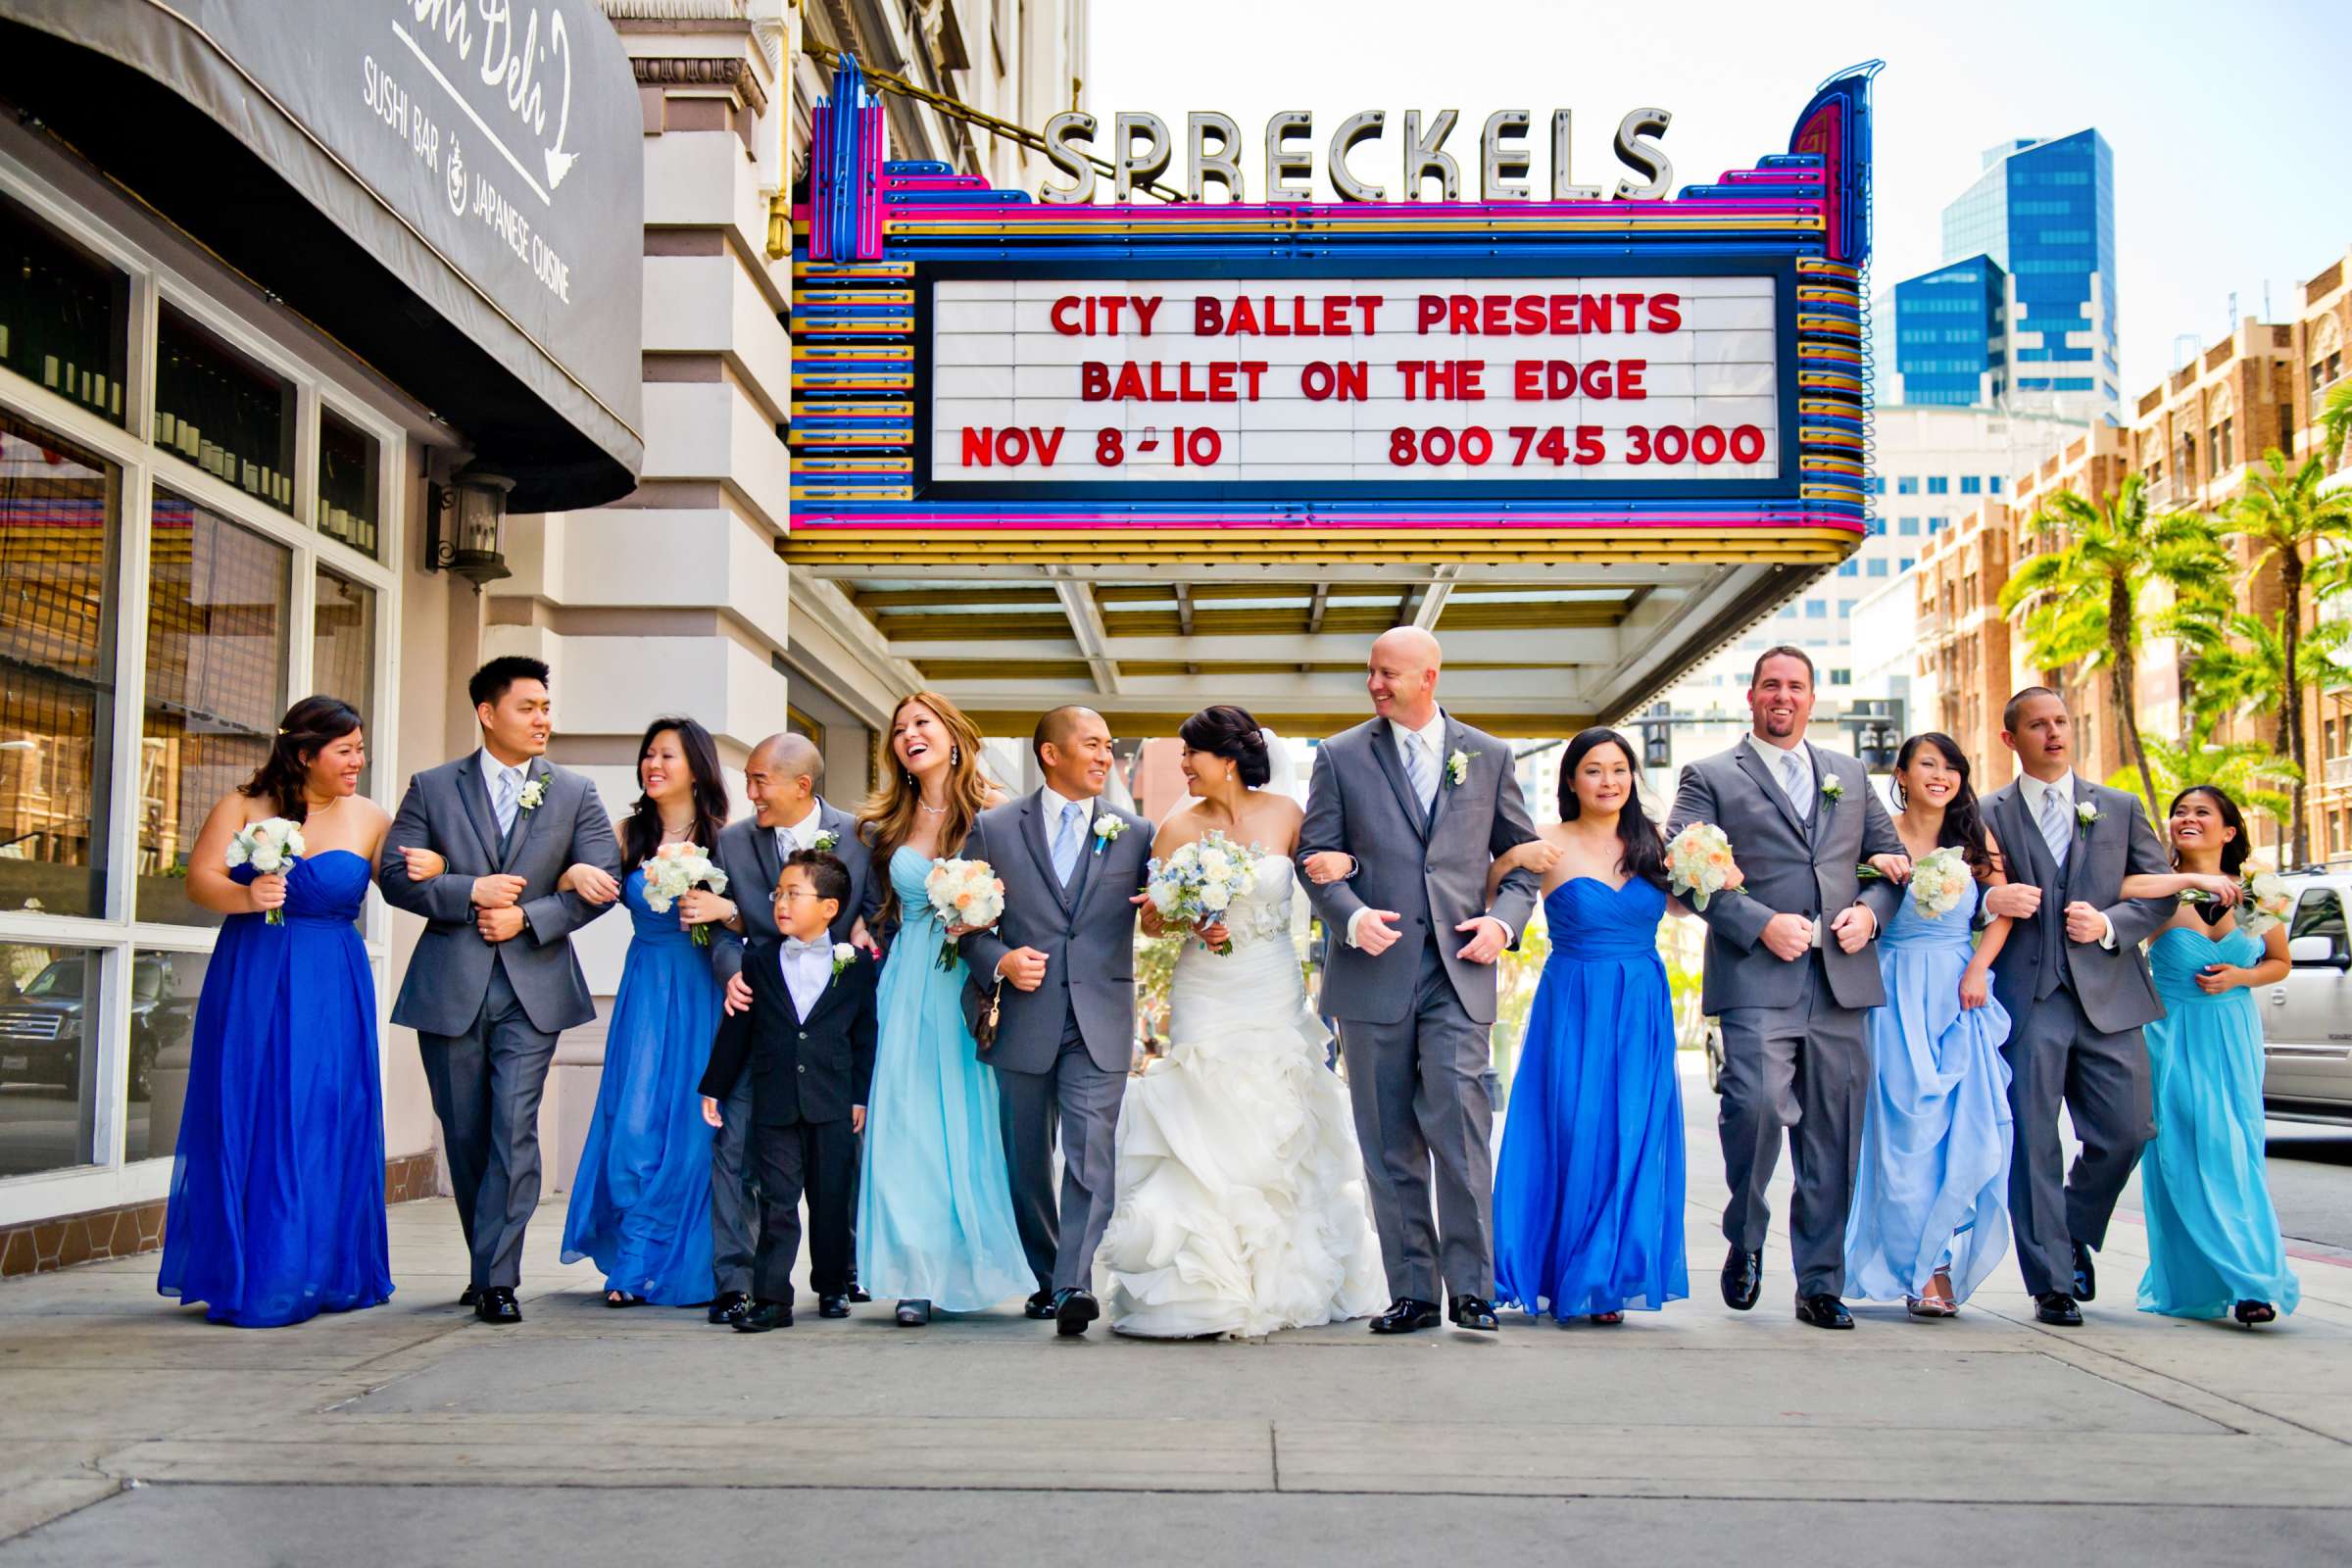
[641,841,729,946]
[1146,830,1258,956]
[925,858,1004,970]
[1906,845,1971,921]
[1663,822,1740,911]
[226,816,306,925]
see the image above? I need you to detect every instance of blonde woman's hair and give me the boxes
[860,690,995,929]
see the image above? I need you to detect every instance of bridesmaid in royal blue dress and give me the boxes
[855,692,1031,1325]
[1490,728,1690,1325]
[556,716,734,1306]
[1842,733,2017,1318]
[160,697,396,1328]
[2129,786,2299,1327]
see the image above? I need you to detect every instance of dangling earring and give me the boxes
[905,770,916,789]
[951,745,960,765]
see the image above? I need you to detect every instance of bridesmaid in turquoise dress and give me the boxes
[1842,734,2016,1318]
[1490,728,1690,1325]
[2129,786,2299,1327]
[558,717,734,1306]
[855,692,1031,1325]
[159,697,396,1328]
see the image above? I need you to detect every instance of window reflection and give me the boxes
[313,568,374,797]
[0,940,102,1178]
[125,948,207,1163]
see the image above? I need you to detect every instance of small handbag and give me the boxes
[971,976,1004,1053]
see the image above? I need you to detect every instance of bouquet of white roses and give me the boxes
[642,841,729,946]
[1664,823,1740,911]
[1907,845,1971,921]
[227,816,306,925]
[925,858,1004,970]
[1146,830,1260,956]
[2238,868,2293,939]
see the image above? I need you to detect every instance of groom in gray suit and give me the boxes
[961,707,1152,1337]
[380,657,620,1325]
[699,732,880,1323]
[1297,627,1540,1335]
[1667,646,1906,1330]
[1979,687,2172,1326]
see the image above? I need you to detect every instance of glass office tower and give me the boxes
[1890,256,2007,406]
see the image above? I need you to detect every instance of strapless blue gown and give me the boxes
[1494,876,1687,1318]
[158,851,392,1327]
[1843,873,2014,1304]
[856,849,1031,1309]
[561,868,724,1304]
[2137,925,2299,1320]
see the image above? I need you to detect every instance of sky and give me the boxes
[1084,0,2352,401]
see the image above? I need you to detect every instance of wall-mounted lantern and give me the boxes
[424,468,514,588]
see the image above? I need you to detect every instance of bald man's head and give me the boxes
[745,731,822,828]
[1366,626,1443,727]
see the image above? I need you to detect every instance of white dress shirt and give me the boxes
[2015,769,2116,948]
[1343,711,1510,953]
[779,937,834,1020]
[1745,733,1815,819]
[476,748,529,835]
[1039,782,1096,835]
[774,798,824,864]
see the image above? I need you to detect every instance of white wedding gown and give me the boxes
[1098,855,1388,1338]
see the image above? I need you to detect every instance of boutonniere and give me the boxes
[830,942,856,979]
[516,777,546,812]
[1093,815,1126,856]
[1446,749,1473,788]
[1819,776,1843,806]
[2075,800,2101,836]
[812,828,840,854]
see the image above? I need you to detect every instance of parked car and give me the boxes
[2262,869,2352,1120]
[0,954,197,1102]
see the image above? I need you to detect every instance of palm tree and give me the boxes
[2110,715,2300,840]
[2225,450,2352,866]
[2000,474,2228,818]
[2322,377,2352,468]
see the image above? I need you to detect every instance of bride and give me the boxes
[1098,705,1387,1338]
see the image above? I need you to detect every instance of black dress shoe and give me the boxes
[458,1284,481,1308]
[1053,1288,1100,1338]
[849,1285,873,1304]
[707,1290,749,1326]
[2071,1241,2098,1302]
[896,1298,932,1327]
[1448,1296,1499,1332]
[817,1294,851,1319]
[1794,1294,1854,1330]
[474,1286,521,1326]
[1721,1248,1762,1311]
[1369,1298,1442,1335]
[734,1299,793,1333]
[1022,1288,1057,1320]
[2035,1293,2082,1326]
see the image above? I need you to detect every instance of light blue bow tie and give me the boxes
[782,938,831,956]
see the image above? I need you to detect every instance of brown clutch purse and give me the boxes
[972,977,1004,1053]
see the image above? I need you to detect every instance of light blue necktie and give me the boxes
[1403,731,1437,818]
[1052,799,1083,887]
[2039,784,2071,869]
[492,766,519,837]
[1781,749,1811,821]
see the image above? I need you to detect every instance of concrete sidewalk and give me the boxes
[4,1062,2350,1564]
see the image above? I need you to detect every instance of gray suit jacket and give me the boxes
[1295,714,1540,1027]
[960,791,1152,1076]
[1979,774,2171,1034]
[380,755,620,1036]
[1666,737,1905,1014]
[710,799,879,984]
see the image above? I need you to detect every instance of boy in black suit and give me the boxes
[699,851,876,1331]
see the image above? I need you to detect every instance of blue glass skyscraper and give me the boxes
[1885,129,2116,415]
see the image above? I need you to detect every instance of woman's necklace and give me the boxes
[917,799,948,815]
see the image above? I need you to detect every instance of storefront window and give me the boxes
[137,491,289,925]
[0,940,103,1179]
[318,407,380,559]
[0,193,128,426]
[124,947,207,1164]
[0,411,120,917]
[313,567,375,792]
[153,305,295,515]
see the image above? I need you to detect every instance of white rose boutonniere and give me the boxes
[1446,749,1472,788]
[516,777,546,813]
[1093,815,1126,856]
[1819,776,1843,807]
[831,942,856,979]
[2076,800,2101,836]
[812,828,840,854]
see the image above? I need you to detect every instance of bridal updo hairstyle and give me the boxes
[1177,705,1272,788]
[1555,726,1668,890]
[240,695,366,821]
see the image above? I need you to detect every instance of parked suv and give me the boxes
[2262,869,2352,1120]
[0,954,195,1102]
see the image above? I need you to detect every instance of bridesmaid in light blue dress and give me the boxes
[1843,734,2016,1318]
[560,718,734,1307]
[2131,786,2298,1328]
[855,693,1031,1325]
